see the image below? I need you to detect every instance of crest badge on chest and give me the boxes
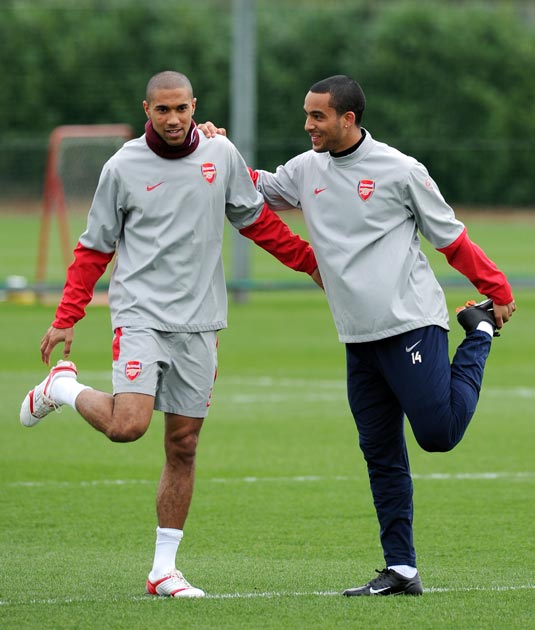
[358,179,375,201]
[201,163,217,184]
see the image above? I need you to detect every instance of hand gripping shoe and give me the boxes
[456,298,500,337]
[20,360,78,427]
[343,568,423,596]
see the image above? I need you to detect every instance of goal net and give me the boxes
[36,124,133,287]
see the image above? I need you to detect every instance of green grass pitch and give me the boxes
[0,211,534,628]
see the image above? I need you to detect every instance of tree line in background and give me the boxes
[0,0,533,205]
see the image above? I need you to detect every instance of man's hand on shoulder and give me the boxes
[197,121,227,138]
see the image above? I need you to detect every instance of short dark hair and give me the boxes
[309,75,366,125]
[146,71,193,102]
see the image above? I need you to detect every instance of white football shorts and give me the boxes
[112,327,218,418]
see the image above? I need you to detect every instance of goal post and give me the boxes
[36,124,133,288]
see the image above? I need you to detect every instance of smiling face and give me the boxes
[303,90,359,153]
[143,86,197,146]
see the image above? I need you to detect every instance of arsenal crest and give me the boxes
[358,179,375,201]
[201,162,217,184]
[125,360,142,381]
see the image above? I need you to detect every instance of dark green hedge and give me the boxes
[1,0,533,205]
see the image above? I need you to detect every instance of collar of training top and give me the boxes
[329,128,367,158]
[145,119,200,159]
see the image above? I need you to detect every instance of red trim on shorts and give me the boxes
[112,327,123,361]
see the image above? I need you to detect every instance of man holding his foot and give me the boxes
[20,70,321,598]
[245,74,516,595]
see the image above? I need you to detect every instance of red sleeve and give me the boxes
[437,227,513,305]
[247,166,259,186]
[53,242,115,328]
[239,204,317,274]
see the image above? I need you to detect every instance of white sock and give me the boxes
[50,378,92,409]
[476,321,494,338]
[149,527,183,581]
[388,565,418,578]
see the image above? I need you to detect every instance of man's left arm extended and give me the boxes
[437,228,515,326]
[239,202,318,277]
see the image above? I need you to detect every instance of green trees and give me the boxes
[0,0,533,204]
[357,3,535,204]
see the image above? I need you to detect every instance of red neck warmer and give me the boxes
[144,119,199,159]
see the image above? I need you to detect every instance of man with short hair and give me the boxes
[248,74,515,595]
[20,70,321,598]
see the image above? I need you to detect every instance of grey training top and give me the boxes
[255,130,465,343]
[80,133,264,332]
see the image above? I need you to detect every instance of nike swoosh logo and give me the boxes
[369,587,390,594]
[405,340,422,353]
[146,182,164,191]
[314,187,327,195]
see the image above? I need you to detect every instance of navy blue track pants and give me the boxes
[346,325,492,567]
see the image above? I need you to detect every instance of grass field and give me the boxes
[1,210,534,629]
